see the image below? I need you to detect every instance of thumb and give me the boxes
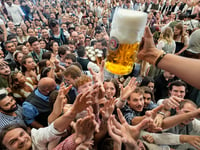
[144,26,153,38]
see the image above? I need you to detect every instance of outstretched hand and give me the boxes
[108,108,153,149]
[74,107,99,145]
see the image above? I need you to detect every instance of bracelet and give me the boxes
[154,50,167,67]
[158,111,165,118]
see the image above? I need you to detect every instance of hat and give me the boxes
[186,29,200,54]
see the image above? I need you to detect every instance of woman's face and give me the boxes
[174,27,181,36]
[52,42,59,54]
[16,28,23,36]
[40,41,46,49]
[147,82,154,91]
[22,46,29,55]
[104,81,116,100]
[24,58,36,70]
[16,72,26,84]
[16,53,24,64]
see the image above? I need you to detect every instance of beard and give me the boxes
[0,104,18,113]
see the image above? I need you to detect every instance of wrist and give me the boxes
[154,50,167,67]
[180,135,188,143]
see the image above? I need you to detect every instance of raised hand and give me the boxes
[74,107,99,145]
[163,96,183,110]
[108,108,153,150]
[100,98,116,120]
[145,105,164,132]
[89,60,105,99]
[71,90,95,114]
[120,77,137,101]
[137,26,163,65]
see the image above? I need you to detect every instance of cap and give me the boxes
[186,29,200,54]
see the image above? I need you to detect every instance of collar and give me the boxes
[34,89,49,102]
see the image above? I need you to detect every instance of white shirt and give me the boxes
[31,123,63,150]
[5,3,24,25]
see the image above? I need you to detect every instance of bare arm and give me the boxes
[138,27,200,89]
[162,109,200,129]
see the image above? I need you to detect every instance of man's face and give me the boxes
[6,43,16,53]
[78,81,92,93]
[31,41,41,53]
[0,96,18,113]
[6,0,12,6]
[177,103,197,125]
[64,75,75,86]
[41,29,49,39]
[169,86,186,98]
[163,71,175,81]
[128,92,144,112]
[78,34,85,45]
[2,128,32,150]
[143,93,152,108]
[65,59,73,68]
[0,65,11,76]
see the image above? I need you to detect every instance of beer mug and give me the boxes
[105,8,147,75]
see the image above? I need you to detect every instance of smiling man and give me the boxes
[121,87,145,125]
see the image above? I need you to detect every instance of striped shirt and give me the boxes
[0,105,26,128]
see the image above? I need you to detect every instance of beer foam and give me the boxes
[111,8,147,44]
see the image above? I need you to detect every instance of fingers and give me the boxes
[152,104,164,114]
[128,77,137,87]
[136,118,153,130]
[111,115,122,130]
[117,108,127,124]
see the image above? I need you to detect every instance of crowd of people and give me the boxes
[0,0,200,149]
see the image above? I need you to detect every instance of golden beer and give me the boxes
[105,8,147,75]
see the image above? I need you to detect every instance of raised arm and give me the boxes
[138,27,200,89]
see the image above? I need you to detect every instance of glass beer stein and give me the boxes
[105,8,147,75]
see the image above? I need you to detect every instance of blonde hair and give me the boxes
[159,27,174,44]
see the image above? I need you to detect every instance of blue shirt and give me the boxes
[22,89,49,125]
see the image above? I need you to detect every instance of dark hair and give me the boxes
[28,36,38,46]
[49,40,58,52]
[77,46,85,57]
[42,52,52,60]
[7,35,17,41]
[49,90,58,110]
[49,19,59,28]
[40,67,51,79]
[141,86,154,102]
[140,76,155,87]
[0,124,28,150]
[0,93,7,101]
[38,59,48,73]
[58,45,70,57]
[4,41,14,47]
[21,55,33,73]
[168,80,187,91]
[64,53,76,62]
